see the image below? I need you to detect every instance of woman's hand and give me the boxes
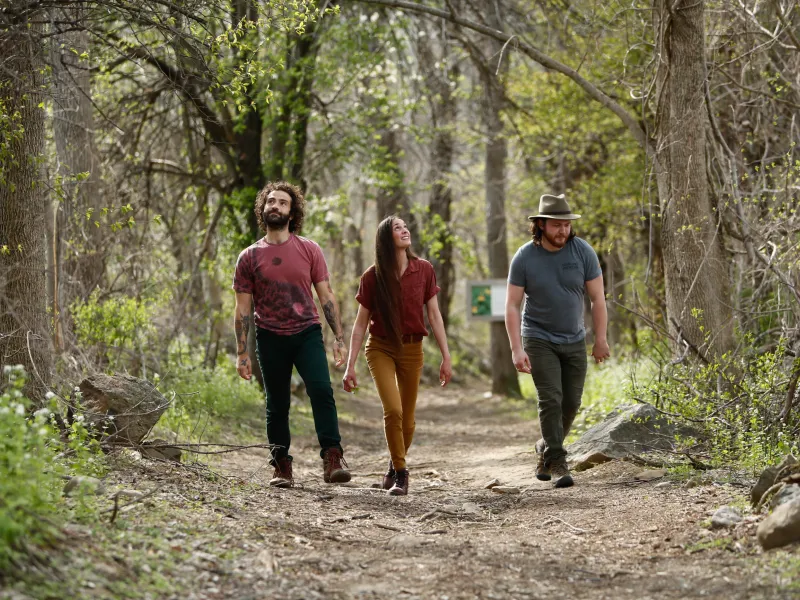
[342,366,358,392]
[439,355,452,387]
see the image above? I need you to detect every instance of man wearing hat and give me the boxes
[505,193,609,488]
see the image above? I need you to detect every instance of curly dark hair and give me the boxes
[254,181,306,234]
[530,218,577,247]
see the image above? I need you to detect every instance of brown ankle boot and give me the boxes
[388,469,408,496]
[269,457,293,488]
[535,439,551,481]
[382,460,395,490]
[322,447,351,483]
[550,461,574,489]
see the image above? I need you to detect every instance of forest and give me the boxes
[1,0,800,598]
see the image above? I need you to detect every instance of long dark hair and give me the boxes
[530,218,577,247]
[254,181,306,234]
[374,215,416,344]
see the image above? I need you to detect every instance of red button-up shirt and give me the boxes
[356,258,440,337]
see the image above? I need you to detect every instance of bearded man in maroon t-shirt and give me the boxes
[232,181,351,487]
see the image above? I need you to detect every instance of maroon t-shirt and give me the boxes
[232,235,329,335]
[356,258,440,337]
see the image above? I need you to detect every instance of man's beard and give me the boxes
[265,211,290,230]
[543,229,568,248]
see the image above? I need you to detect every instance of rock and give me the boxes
[64,476,105,497]
[770,484,800,510]
[491,486,520,494]
[567,404,696,472]
[776,454,798,477]
[120,448,142,461]
[140,447,167,461]
[141,439,181,462]
[462,502,481,515]
[710,506,742,529]
[757,498,800,550]
[655,481,672,489]
[634,469,666,481]
[78,374,170,445]
[751,466,779,507]
[751,455,798,507]
[484,478,501,489]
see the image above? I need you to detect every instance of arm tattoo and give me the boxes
[322,300,343,343]
[235,314,252,355]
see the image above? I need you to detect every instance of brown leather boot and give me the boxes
[535,439,551,481]
[382,460,395,490]
[269,457,293,488]
[388,469,409,496]
[550,461,574,488]
[322,447,351,483]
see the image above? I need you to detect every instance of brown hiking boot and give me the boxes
[535,439,550,481]
[388,469,408,496]
[269,457,293,488]
[323,447,351,483]
[550,461,574,488]
[383,460,395,490]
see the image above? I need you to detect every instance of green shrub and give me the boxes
[156,362,265,443]
[631,339,800,471]
[0,367,109,571]
[0,366,66,569]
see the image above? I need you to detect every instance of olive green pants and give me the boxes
[524,337,587,465]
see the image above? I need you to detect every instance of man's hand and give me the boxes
[332,338,346,368]
[439,356,452,387]
[592,339,610,364]
[237,355,252,380]
[512,347,531,374]
[342,366,358,392]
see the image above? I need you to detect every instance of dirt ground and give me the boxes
[6,382,800,600]
[163,384,800,599]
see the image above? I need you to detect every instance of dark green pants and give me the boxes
[523,337,588,465]
[255,324,343,464]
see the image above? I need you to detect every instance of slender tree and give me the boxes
[0,11,53,400]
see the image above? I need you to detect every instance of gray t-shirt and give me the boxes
[508,237,601,344]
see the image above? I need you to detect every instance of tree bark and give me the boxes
[49,6,105,350]
[0,16,53,401]
[481,4,520,397]
[419,19,457,329]
[655,0,734,359]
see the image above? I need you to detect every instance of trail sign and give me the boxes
[467,279,507,322]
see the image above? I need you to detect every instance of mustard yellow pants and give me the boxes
[365,336,424,471]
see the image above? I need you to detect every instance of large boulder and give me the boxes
[751,454,798,508]
[568,403,694,471]
[757,498,800,550]
[78,374,170,445]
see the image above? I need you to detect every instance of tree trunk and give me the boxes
[419,21,458,329]
[481,6,520,397]
[50,6,104,349]
[375,128,417,246]
[0,17,53,401]
[655,0,734,359]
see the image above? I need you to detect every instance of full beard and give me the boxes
[265,212,291,230]
[543,230,568,248]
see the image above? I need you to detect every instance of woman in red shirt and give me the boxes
[343,215,452,495]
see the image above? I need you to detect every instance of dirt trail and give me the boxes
[199,384,795,600]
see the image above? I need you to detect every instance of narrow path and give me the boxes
[206,383,792,600]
